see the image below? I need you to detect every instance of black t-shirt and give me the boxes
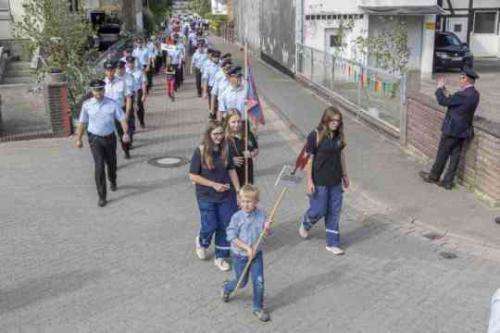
[189,147,235,202]
[306,130,344,187]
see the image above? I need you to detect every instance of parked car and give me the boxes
[96,23,121,51]
[434,31,474,71]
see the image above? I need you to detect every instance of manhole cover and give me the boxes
[439,251,457,259]
[423,232,444,241]
[148,156,188,168]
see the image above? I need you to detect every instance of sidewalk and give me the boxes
[211,36,500,253]
[0,56,499,331]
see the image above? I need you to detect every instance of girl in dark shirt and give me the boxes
[189,121,241,271]
[224,109,259,185]
[299,106,350,255]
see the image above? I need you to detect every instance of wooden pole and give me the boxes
[244,43,249,185]
[229,187,288,298]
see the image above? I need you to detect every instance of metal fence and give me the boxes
[297,43,406,132]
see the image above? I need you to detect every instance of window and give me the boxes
[0,0,9,19]
[330,34,341,47]
[0,0,9,11]
[474,11,497,34]
[454,24,462,33]
[436,33,461,47]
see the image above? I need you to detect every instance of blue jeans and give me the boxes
[302,184,343,247]
[197,194,237,258]
[224,252,264,311]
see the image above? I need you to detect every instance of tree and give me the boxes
[354,17,410,74]
[12,0,97,112]
[189,0,211,17]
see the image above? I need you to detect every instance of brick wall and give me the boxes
[406,92,500,206]
[44,82,72,137]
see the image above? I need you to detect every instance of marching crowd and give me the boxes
[73,14,500,327]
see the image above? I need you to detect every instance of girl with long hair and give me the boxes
[224,109,259,185]
[189,121,241,271]
[299,106,350,255]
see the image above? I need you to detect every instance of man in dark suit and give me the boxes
[419,67,480,190]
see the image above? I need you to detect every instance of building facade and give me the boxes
[440,0,500,57]
[299,0,441,75]
[211,0,227,15]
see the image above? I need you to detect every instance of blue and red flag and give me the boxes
[245,61,265,125]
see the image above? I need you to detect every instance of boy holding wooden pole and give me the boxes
[221,184,272,322]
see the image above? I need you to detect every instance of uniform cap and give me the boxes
[462,66,479,80]
[221,59,233,68]
[103,60,117,70]
[126,55,136,63]
[228,65,243,77]
[89,79,106,89]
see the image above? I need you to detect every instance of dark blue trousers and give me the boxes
[197,195,237,258]
[302,184,343,247]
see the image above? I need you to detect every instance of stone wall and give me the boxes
[233,0,296,75]
[260,0,296,75]
[233,0,261,52]
[406,91,500,206]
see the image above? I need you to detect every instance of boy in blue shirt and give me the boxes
[222,185,271,322]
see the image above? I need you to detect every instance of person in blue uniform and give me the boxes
[75,79,130,207]
[126,56,148,130]
[116,60,137,148]
[202,49,221,118]
[191,40,208,97]
[218,66,247,119]
[419,67,480,190]
[103,60,133,159]
[210,59,232,120]
[168,38,184,91]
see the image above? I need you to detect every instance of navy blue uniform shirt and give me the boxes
[306,130,344,187]
[190,147,235,202]
[435,86,480,138]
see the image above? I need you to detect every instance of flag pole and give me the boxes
[244,42,249,185]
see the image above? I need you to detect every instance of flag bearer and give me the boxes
[218,66,248,119]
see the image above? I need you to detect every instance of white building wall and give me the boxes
[0,0,27,40]
[211,0,228,15]
[449,0,500,8]
[471,34,499,57]
[303,0,361,13]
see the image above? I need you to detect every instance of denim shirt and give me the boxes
[226,208,266,257]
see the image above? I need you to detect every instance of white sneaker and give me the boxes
[325,246,345,255]
[214,258,231,271]
[299,223,308,239]
[195,236,207,260]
